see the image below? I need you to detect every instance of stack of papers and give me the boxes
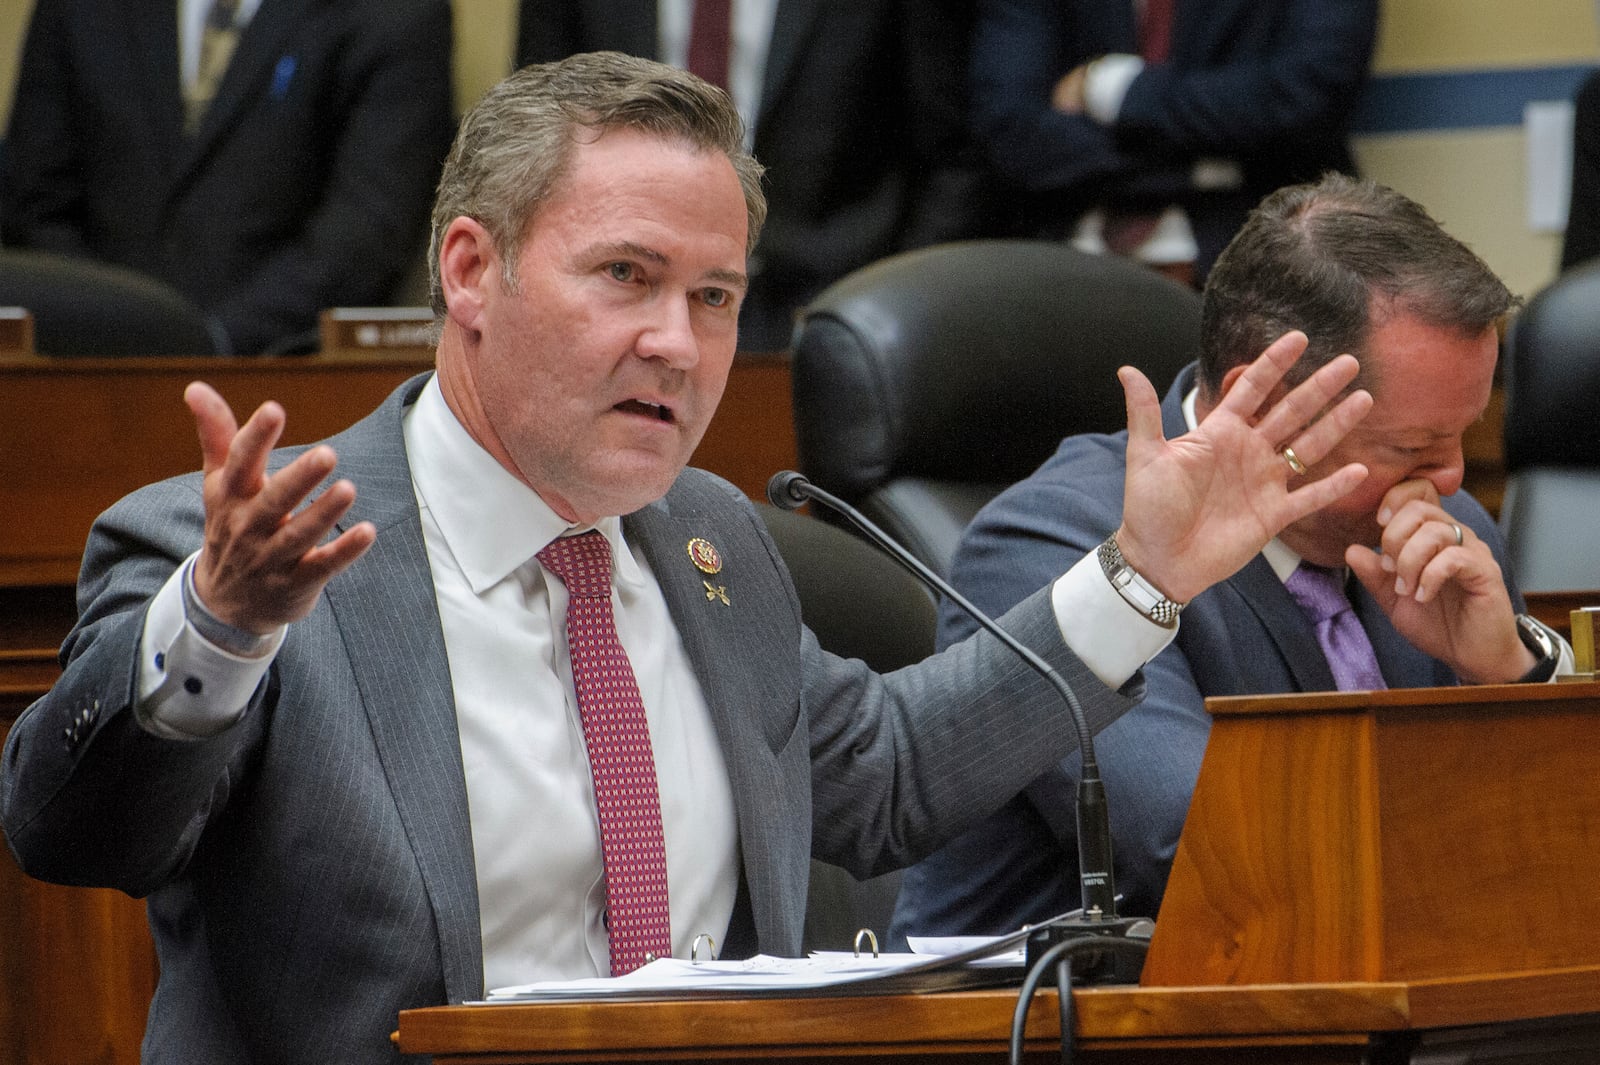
[483,932,1029,1002]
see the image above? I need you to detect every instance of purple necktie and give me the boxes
[537,531,672,975]
[1283,563,1388,692]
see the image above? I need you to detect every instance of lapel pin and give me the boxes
[688,539,728,605]
[687,538,722,575]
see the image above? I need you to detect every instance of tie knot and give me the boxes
[1284,563,1351,624]
[536,530,613,599]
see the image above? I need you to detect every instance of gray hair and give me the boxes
[428,51,767,316]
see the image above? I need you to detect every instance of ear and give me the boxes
[437,216,500,332]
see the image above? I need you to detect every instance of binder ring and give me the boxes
[853,928,879,958]
[690,933,717,963]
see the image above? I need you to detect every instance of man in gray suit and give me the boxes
[1,56,1371,1063]
[891,175,1573,943]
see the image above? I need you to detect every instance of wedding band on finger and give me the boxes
[1279,444,1309,476]
[1449,522,1463,547]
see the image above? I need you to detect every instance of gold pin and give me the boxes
[703,580,730,606]
[687,537,723,575]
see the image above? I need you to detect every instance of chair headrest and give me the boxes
[790,241,1201,502]
[1504,259,1600,472]
[0,249,218,356]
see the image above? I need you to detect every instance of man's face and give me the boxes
[461,128,748,523]
[1276,311,1499,567]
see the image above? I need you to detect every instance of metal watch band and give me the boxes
[1514,613,1559,684]
[1096,536,1185,628]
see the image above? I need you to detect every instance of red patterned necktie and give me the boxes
[687,0,733,90]
[537,531,673,975]
[1284,563,1388,692]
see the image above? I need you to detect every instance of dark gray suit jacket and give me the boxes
[518,0,990,350]
[891,363,1519,940]
[1,375,1136,1064]
[0,0,454,353]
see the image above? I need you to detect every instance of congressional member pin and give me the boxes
[687,538,723,575]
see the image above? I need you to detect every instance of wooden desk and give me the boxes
[397,975,1600,1064]
[0,351,794,587]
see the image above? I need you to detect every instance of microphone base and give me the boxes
[1023,914,1154,986]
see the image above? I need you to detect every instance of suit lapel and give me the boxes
[126,0,188,164]
[758,0,824,131]
[622,492,796,942]
[1225,557,1339,691]
[320,376,485,1002]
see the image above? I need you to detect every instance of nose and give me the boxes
[1423,441,1465,497]
[635,293,700,370]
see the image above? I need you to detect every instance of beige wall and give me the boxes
[1358,0,1600,300]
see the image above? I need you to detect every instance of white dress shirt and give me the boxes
[178,0,265,89]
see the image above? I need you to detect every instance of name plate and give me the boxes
[0,307,35,354]
[1570,607,1599,678]
[319,307,435,356]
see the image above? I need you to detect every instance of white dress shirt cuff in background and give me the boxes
[1084,53,1143,125]
[136,554,283,739]
[1050,551,1177,691]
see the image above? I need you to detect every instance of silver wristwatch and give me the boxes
[1097,535,1186,628]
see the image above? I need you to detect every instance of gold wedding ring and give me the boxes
[1280,444,1309,476]
[1450,522,1464,547]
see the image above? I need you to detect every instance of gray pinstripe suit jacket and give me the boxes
[1,374,1137,1064]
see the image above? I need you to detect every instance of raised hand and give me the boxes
[186,382,376,633]
[1345,480,1533,683]
[1114,331,1372,605]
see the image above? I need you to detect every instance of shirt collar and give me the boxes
[404,376,642,594]
[1183,385,1303,585]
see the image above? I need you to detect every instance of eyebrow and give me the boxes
[592,240,748,292]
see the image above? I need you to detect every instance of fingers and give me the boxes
[1119,365,1163,452]
[1260,350,1363,444]
[1279,460,1368,527]
[1275,385,1373,475]
[1345,543,1396,609]
[1212,330,1310,423]
[186,381,240,476]
[1378,494,1480,602]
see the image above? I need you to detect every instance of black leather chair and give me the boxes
[755,504,936,952]
[791,240,1202,577]
[0,248,220,356]
[1500,260,1600,591]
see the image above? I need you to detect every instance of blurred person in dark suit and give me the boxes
[972,0,1376,284]
[1561,69,1600,271]
[0,0,455,354]
[518,0,993,350]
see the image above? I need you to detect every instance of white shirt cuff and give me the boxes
[136,554,284,739]
[1050,550,1177,690]
[1084,53,1143,125]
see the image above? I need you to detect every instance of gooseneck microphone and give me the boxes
[766,471,1124,926]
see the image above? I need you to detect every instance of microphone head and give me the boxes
[766,471,811,511]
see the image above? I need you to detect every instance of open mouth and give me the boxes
[615,399,675,423]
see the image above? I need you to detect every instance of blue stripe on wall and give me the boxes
[1354,64,1596,134]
